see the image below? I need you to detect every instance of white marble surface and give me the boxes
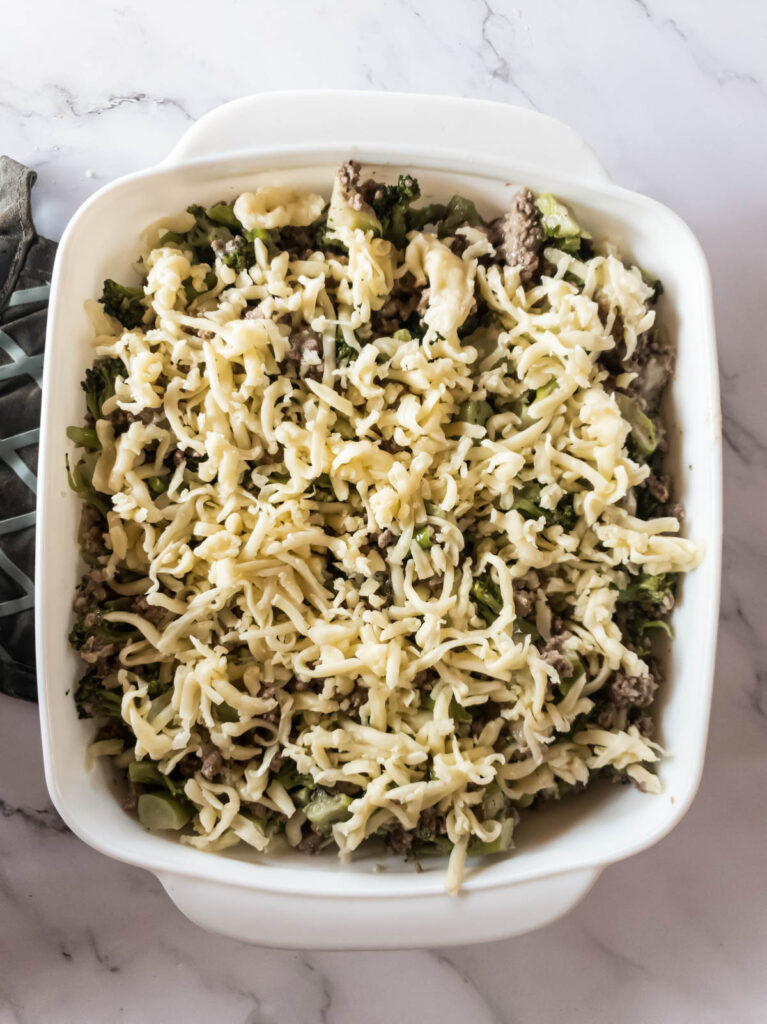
[2,0,766,1020]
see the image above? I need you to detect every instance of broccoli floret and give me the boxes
[335,325,360,364]
[66,451,110,514]
[217,236,251,273]
[408,194,486,237]
[458,399,493,428]
[184,204,234,261]
[80,357,126,422]
[370,174,422,249]
[471,571,503,623]
[535,194,591,256]
[205,202,242,229]
[69,611,138,651]
[618,572,677,605]
[414,526,432,550]
[512,483,577,531]
[100,280,146,329]
[74,672,123,720]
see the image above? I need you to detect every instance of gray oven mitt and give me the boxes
[0,156,57,701]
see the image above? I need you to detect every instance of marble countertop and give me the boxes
[2,1,766,1020]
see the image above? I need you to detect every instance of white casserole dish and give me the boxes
[36,91,721,949]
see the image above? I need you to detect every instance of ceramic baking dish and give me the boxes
[36,91,721,949]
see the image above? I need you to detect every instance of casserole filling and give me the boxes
[66,162,702,891]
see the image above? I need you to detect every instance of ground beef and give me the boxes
[413,670,436,691]
[78,635,117,668]
[243,303,266,320]
[338,160,362,205]
[122,781,142,812]
[78,507,108,561]
[72,568,110,614]
[379,437,407,455]
[633,713,654,738]
[200,744,225,780]
[512,582,537,618]
[374,272,424,335]
[540,631,573,678]
[375,529,394,550]
[385,826,414,856]
[608,671,658,709]
[422,574,444,592]
[286,327,324,381]
[298,829,325,854]
[418,806,448,836]
[131,595,168,628]
[373,570,394,606]
[344,688,367,714]
[279,225,316,259]
[495,187,544,284]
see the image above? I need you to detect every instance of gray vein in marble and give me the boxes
[479,0,539,110]
[299,956,333,1024]
[630,0,767,97]
[431,951,505,1024]
[0,798,68,834]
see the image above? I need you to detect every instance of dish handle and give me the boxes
[162,90,609,185]
[157,866,601,949]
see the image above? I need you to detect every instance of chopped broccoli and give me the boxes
[217,235,251,273]
[74,672,122,719]
[69,610,138,653]
[370,174,421,249]
[408,194,486,237]
[536,194,591,255]
[392,328,412,342]
[137,792,193,831]
[66,426,100,450]
[512,483,577,531]
[81,357,126,422]
[618,571,677,605]
[66,451,110,514]
[458,399,493,428]
[304,788,352,834]
[414,526,432,550]
[100,280,146,329]
[335,325,359,364]
[206,202,242,229]
[184,204,234,261]
[615,393,658,456]
[471,571,503,623]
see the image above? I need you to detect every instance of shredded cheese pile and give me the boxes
[79,177,701,893]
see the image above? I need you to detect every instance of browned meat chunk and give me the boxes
[374,272,424,335]
[286,328,324,380]
[512,582,537,618]
[497,187,543,284]
[540,630,573,678]
[608,671,658,709]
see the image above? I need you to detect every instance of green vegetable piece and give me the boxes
[66,452,110,514]
[480,782,506,821]
[80,357,126,422]
[469,817,514,856]
[617,571,677,606]
[414,526,432,550]
[214,702,239,723]
[409,835,454,859]
[304,789,352,834]
[369,173,421,248]
[217,236,251,273]
[147,475,169,495]
[73,672,122,720]
[100,279,146,329]
[535,379,557,402]
[185,204,233,258]
[244,226,274,245]
[535,194,590,253]
[423,499,442,516]
[158,230,186,246]
[458,399,493,427]
[637,618,674,640]
[335,325,360,364]
[392,328,412,342]
[137,792,193,831]
[513,616,540,643]
[128,761,166,787]
[615,392,657,456]
[557,656,584,696]
[471,571,503,622]
[206,203,242,229]
[66,426,100,450]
